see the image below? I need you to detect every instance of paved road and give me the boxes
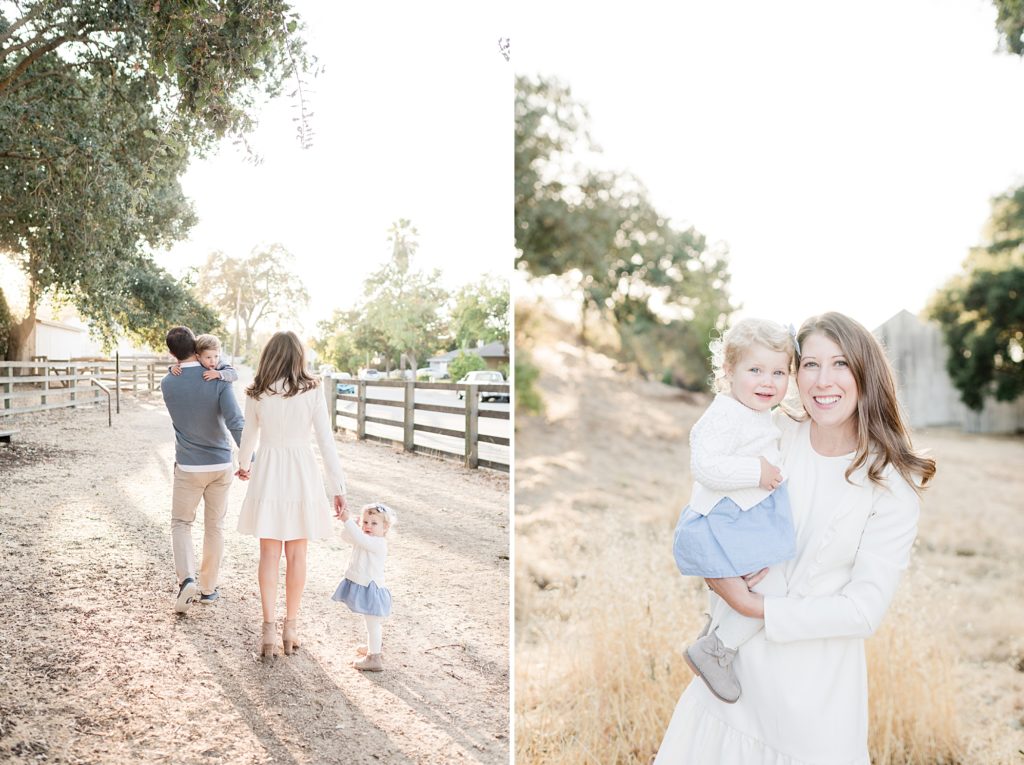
[332,386,510,467]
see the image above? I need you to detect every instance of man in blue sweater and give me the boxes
[161,326,245,614]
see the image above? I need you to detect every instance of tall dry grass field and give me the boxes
[866,594,961,764]
[516,521,963,765]
[516,535,706,764]
[516,313,1024,764]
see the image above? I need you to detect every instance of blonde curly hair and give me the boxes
[710,318,795,393]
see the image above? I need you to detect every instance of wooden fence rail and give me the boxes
[324,377,510,472]
[0,356,169,420]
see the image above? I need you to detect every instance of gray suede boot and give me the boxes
[684,631,741,703]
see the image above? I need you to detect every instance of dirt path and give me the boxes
[0,388,509,764]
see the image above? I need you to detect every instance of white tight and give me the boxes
[715,606,764,650]
[364,615,384,654]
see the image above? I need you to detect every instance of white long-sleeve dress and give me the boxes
[236,383,346,541]
[654,413,921,765]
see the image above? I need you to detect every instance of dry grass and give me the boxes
[516,526,965,765]
[516,533,705,765]
[866,593,962,765]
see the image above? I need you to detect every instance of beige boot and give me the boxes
[260,622,277,661]
[353,653,384,672]
[282,619,300,655]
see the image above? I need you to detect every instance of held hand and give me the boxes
[202,369,222,381]
[759,457,783,491]
[704,576,766,619]
[742,567,770,590]
[334,494,349,521]
[171,365,182,376]
[235,468,250,481]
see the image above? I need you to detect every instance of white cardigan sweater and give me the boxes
[688,393,782,516]
[342,519,388,587]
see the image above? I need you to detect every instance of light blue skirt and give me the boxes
[331,578,392,617]
[672,482,796,578]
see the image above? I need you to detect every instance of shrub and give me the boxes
[515,352,543,416]
[449,351,487,381]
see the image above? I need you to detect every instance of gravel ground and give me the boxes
[0,387,509,764]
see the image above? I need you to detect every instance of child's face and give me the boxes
[725,343,791,412]
[198,349,220,370]
[361,512,388,537]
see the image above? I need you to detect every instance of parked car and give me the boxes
[457,370,509,403]
[332,372,355,395]
[359,369,382,381]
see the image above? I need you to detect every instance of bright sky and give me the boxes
[511,0,1024,331]
[155,2,512,339]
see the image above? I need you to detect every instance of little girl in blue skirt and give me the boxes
[673,318,797,703]
[332,502,396,672]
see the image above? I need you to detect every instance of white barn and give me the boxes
[874,310,1024,434]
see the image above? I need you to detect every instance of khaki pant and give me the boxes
[171,465,233,595]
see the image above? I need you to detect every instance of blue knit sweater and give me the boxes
[160,364,244,467]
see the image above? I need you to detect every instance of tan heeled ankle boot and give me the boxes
[261,622,277,661]
[282,619,300,655]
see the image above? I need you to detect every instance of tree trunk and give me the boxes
[5,311,36,361]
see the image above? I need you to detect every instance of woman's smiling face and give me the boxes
[797,332,859,431]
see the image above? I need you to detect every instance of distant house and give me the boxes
[32,319,95,360]
[874,310,1024,434]
[28,316,163,361]
[427,341,510,379]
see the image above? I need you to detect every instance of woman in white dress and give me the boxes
[235,331,348,659]
[655,312,937,764]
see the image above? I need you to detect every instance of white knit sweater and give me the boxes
[341,519,388,587]
[688,394,783,516]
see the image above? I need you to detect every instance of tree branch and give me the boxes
[0,28,51,61]
[0,2,47,48]
[0,32,94,95]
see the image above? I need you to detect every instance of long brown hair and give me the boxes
[795,312,936,491]
[246,331,319,400]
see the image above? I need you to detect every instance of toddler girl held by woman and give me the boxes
[332,502,396,672]
[672,318,797,703]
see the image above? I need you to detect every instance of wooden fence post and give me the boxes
[403,381,415,452]
[464,385,479,469]
[325,375,338,432]
[69,364,77,408]
[356,381,367,440]
[132,360,138,393]
[115,353,120,414]
[41,363,49,406]
[2,363,10,410]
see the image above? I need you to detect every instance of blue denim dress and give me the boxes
[673,482,796,578]
[331,579,392,617]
